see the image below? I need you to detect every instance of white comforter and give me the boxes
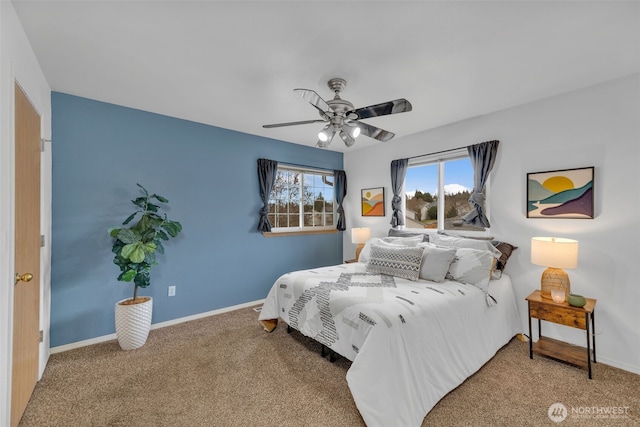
[259,262,521,427]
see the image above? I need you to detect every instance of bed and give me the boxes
[259,234,521,427]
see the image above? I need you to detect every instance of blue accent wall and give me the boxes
[51,92,343,347]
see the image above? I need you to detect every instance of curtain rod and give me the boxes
[406,140,499,161]
[279,161,337,172]
[407,145,468,160]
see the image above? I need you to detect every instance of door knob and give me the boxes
[15,272,33,285]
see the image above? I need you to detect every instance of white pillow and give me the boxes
[430,234,502,260]
[381,235,424,247]
[359,235,423,263]
[366,244,424,281]
[446,248,495,292]
[416,242,457,282]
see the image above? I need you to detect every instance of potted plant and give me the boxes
[108,183,182,350]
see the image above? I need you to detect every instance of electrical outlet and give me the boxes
[168,285,176,297]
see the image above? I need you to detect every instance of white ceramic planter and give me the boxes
[115,297,153,350]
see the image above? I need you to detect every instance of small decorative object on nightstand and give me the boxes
[567,293,587,307]
[526,290,597,379]
[551,289,565,303]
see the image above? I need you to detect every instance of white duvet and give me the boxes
[259,262,521,427]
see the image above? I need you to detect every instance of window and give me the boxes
[268,166,335,232]
[405,149,486,232]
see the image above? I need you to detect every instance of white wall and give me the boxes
[344,74,640,374]
[0,2,52,425]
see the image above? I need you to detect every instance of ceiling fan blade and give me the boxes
[263,119,327,128]
[348,99,412,120]
[294,88,332,119]
[357,122,395,142]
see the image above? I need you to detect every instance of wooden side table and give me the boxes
[526,290,597,379]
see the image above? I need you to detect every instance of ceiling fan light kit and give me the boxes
[263,77,412,148]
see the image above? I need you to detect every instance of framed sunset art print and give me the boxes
[527,166,594,219]
[362,187,385,216]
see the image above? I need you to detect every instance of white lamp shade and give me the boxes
[351,227,371,244]
[531,237,579,269]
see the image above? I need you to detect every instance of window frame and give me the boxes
[406,148,491,236]
[266,164,337,235]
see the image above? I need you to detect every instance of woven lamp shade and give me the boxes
[531,237,579,299]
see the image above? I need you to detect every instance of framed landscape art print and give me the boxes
[362,187,385,216]
[527,166,594,219]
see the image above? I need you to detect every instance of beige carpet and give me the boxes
[20,306,639,426]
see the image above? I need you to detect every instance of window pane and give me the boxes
[303,201,313,213]
[303,213,314,226]
[325,214,334,226]
[405,164,438,229]
[313,190,325,213]
[443,158,484,232]
[275,214,287,228]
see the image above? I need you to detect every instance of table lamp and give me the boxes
[351,227,371,261]
[531,237,579,300]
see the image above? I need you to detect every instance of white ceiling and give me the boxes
[12,1,640,152]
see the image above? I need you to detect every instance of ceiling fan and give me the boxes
[263,78,412,148]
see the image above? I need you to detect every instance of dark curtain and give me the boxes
[461,140,500,228]
[334,170,347,231]
[257,158,278,232]
[390,158,409,227]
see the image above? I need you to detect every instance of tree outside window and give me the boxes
[269,167,335,231]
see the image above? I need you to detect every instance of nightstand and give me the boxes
[344,258,358,264]
[526,290,597,379]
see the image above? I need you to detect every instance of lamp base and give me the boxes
[355,243,364,262]
[540,267,571,299]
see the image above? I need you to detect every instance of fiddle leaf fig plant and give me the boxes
[109,183,182,302]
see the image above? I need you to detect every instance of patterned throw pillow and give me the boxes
[491,241,518,271]
[446,248,495,292]
[359,236,423,263]
[366,244,424,281]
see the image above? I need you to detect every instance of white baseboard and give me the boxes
[596,356,640,375]
[50,299,265,354]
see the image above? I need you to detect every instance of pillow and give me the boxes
[416,242,457,282]
[359,237,414,263]
[359,235,425,263]
[430,233,502,260]
[446,248,495,292]
[366,244,424,281]
[491,241,518,271]
[388,228,430,242]
[381,235,424,247]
